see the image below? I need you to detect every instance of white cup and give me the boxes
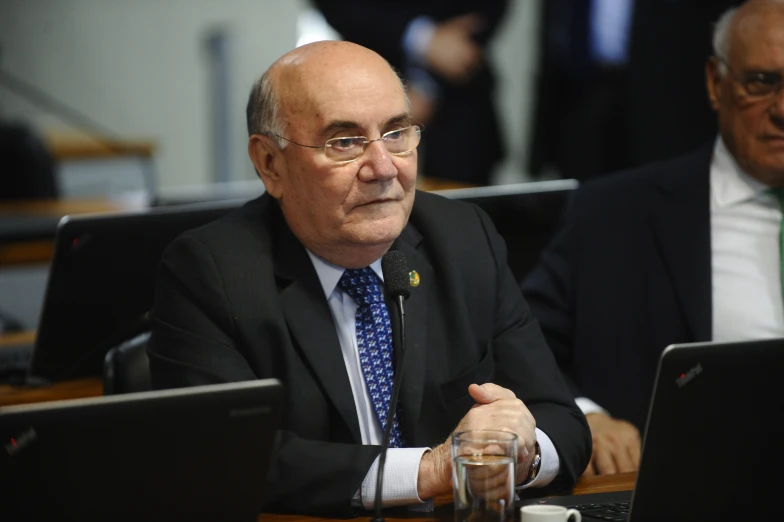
[520,505,581,522]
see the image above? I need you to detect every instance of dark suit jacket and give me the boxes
[522,145,714,431]
[312,0,507,185]
[148,191,591,516]
[528,0,740,180]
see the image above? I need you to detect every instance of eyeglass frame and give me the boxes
[715,56,784,98]
[270,124,423,164]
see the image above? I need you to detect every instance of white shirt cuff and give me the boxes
[575,397,609,417]
[518,427,560,489]
[402,16,436,64]
[360,447,431,509]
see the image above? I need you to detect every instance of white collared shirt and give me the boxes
[710,137,784,341]
[577,137,784,418]
[305,251,559,509]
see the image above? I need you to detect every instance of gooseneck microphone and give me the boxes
[373,250,411,522]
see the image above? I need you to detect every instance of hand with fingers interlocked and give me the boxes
[417,383,538,499]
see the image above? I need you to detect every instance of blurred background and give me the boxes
[0,0,731,334]
[0,0,539,197]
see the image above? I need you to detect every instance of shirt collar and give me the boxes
[711,136,773,209]
[306,250,385,300]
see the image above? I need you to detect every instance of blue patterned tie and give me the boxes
[338,267,405,447]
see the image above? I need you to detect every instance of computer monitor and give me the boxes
[520,337,784,521]
[434,179,578,281]
[27,199,245,382]
[0,379,283,522]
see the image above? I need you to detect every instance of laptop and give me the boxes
[0,199,245,384]
[520,338,784,522]
[0,378,282,522]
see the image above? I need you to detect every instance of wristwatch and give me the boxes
[525,441,542,484]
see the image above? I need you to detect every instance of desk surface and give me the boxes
[0,198,131,217]
[44,131,156,160]
[0,330,36,347]
[256,473,636,522]
[0,330,105,407]
[0,377,103,407]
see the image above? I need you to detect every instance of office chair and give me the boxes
[0,121,58,201]
[103,331,152,395]
[434,179,578,282]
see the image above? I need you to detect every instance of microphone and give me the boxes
[381,249,411,309]
[373,250,411,522]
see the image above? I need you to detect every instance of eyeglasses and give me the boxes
[273,124,423,164]
[717,57,784,98]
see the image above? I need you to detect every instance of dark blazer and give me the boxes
[312,0,507,185]
[527,0,740,180]
[522,145,714,431]
[148,191,591,516]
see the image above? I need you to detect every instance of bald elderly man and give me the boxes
[148,41,591,516]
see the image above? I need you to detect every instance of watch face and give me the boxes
[530,443,542,479]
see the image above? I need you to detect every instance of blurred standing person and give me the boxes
[528,0,742,182]
[312,0,509,186]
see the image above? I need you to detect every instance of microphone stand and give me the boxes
[372,294,407,522]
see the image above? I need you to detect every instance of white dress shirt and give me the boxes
[306,251,560,510]
[710,137,784,341]
[576,137,784,416]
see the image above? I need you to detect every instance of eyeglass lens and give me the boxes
[324,126,421,162]
[742,71,783,96]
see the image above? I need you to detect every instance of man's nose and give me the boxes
[358,140,397,181]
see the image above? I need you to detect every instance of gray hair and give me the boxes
[712,7,738,76]
[712,0,784,76]
[246,69,287,148]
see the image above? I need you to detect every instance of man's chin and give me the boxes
[343,217,406,247]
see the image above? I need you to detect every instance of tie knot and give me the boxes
[338,267,384,306]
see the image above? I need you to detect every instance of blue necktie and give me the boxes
[339,267,405,447]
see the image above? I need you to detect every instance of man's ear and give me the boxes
[248,134,284,197]
[705,57,723,112]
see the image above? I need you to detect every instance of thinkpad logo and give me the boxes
[675,364,703,388]
[5,428,37,456]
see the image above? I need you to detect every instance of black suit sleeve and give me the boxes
[312,1,420,69]
[147,235,379,516]
[476,207,591,492]
[312,1,509,72]
[520,197,586,399]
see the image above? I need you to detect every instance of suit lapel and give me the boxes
[272,207,362,443]
[270,201,434,446]
[390,225,430,447]
[649,145,713,341]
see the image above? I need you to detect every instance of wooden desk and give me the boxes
[0,330,104,407]
[417,176,477,192]
[0,377,103,407]
[0,330,35,348]
[257,473,636,522]
[44,132,155,161]
[0,198,132,217]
